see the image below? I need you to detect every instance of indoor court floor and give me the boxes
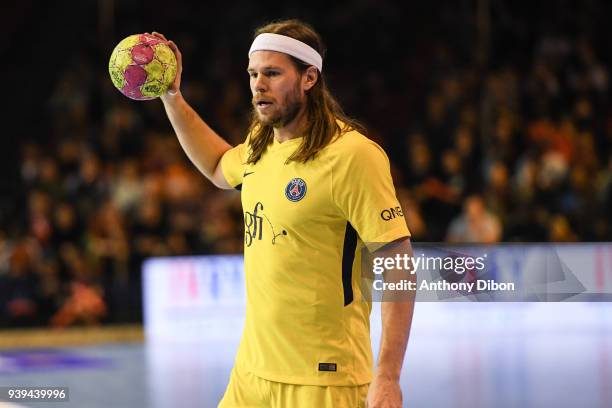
[1,302,610,408]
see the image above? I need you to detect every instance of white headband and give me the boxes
[248,33,323,72]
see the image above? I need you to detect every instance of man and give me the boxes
[446,195,502,243]
[154,19,414,408]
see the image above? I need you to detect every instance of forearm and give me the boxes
[161,92,232,187]
[375,238,415,380]
[377,297,414,379]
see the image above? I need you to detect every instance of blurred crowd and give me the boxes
[1,2,611,327]
[393,36,612,243]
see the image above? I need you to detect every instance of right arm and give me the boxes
[155,32,232,189]
[161,92,232,189]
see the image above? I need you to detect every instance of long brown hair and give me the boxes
[246,19,364,164]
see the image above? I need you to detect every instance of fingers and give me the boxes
[148,32,181,58]
[151,31,167,41]
[166,40,181,56]
[149,32,172,49]
[143,31,182,95]
[166,41,182,72]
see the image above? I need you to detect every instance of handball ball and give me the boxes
[108,34,177,100]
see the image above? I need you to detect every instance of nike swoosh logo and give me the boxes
[243,171,255,177]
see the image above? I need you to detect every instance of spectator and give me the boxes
[1,1,611,327]
[447,195,502,243]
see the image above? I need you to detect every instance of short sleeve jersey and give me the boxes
[221,126,410,386]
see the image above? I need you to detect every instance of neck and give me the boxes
[273,107,308,142]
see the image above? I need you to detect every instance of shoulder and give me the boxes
[326,128,389,165]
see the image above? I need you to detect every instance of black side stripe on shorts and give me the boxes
[342,222,358,306]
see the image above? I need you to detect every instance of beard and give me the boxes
[253,83,304,128]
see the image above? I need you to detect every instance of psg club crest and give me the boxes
[285,178,307,202]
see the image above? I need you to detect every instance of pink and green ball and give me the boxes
[108,34,177,100]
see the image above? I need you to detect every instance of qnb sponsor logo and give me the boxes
[381,206,404,221]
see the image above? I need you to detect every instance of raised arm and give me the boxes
[154,32,233,189]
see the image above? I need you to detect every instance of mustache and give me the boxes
[252,96,275,105]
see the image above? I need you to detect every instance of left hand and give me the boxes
[366,374,403,407]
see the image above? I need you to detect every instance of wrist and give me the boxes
[374,365,401,382]
[161,88,182,104]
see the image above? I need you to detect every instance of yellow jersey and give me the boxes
[220,126,410,386]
